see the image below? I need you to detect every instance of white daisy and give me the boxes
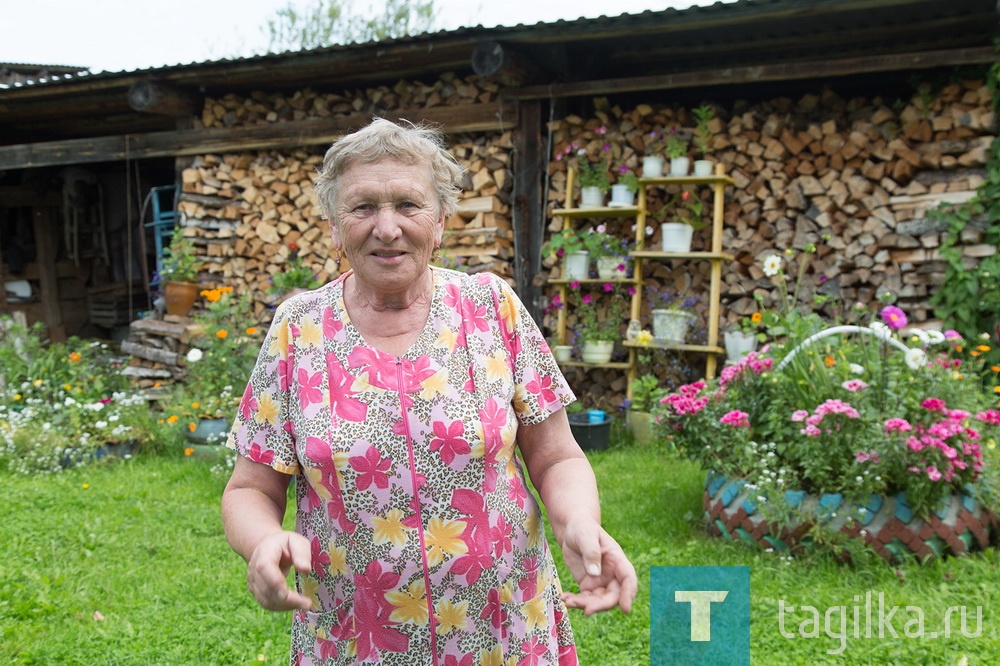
[904,347,927,370]
[762,255,782,277]
[186,348,204,362]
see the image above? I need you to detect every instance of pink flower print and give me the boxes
[884,418,912,433]
[239,381,258,421]
[841,379,868,392]
[880,305,907,330]
[922,398,947,412]
[326,357,368,422]
[322,306,344,339]
[558,644,579,665]
[297,368,324,410]
[791,410,809,422]
[719,410,750,427]
[350,445,393,491]
[444,282,462,309]
[353,562,407,660]
[463,297,490,333]
[480,587,508,629]
[926,465,942,482]
[451,538,494,585]
[310,535,332,578]
[248,442,275,465]
[519,636,548,666]
[277,357,293,392]
[519,555,539,600]
[491,514,513,559]
[430,419,471,466]
[347,347,397,389]
[507,474,528,508]
[444,655,474,666]
[525,370,558,409]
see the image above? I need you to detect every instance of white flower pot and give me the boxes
[553,345,574,363]
[724,330,758,363]
[642,156,665,178]
[596,256,626,280]
[581,340,614,364]
[661,223,693,253]
[693,159,714,177]
[609,184,635,207]
[669,156,691,177]
[564,250,590,280]
[652,309,695,345]
[580,186,605,208]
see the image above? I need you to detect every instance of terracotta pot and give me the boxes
[163,281,200,316]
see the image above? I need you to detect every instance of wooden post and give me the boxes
[32,206,65,341]
[511,98,544,321]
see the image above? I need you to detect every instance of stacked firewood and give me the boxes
[174,75,514,317]
[544,79,995,332]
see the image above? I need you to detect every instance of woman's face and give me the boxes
[330,158,444,296]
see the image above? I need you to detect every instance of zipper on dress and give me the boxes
[397,358,441,664]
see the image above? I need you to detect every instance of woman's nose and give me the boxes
[371,207,403,242]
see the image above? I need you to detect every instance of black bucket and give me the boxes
[568,412,612,451]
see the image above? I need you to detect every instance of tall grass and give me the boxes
[2,447,998,664]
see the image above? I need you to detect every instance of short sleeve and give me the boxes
[491,276,576,425]
[225,300,300,475]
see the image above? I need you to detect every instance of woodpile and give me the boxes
[543,79,995,336]
[120,316,199,388]
[173,74,515,318]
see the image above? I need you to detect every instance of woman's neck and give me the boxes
[343,268,435,356]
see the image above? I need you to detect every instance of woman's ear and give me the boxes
[328,218,343,251]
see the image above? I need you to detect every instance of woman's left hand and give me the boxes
[558,516,638,616]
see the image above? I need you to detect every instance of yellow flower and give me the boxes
[191,402,200,410]
[255,392,280,425]
[424,517,468,567]
[971,351,981,357]
[328,544,348,576]
[522,593,548,632]
[420,369,449,401]
[434,598,469,635]
[386,579,428,624]
[371,508,408,547]
[751,312,762,324]
[13,394,21,401]
[215,329,229,339]
[978,345,991,352]
[435,326,458,351]
[33,379,43,387]
[484,351,511,384]
[81,483,89,489]
[994,386,1000,394]
[479,646,504,666]
[188,422,197,431]
[298,317,323,347]
[636,330,653,345]
[68,352,82,363]
[63,383,72,391]
[246,327,258,335]
[167,414,179,424]
[824,356,835,367]
[184,447,194,456]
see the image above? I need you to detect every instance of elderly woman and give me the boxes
[221,118,636,665]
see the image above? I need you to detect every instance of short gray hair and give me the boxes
[314,117,465,221]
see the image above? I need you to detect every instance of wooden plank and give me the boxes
[120,340,180,366]
[31,207,64,341]
[0,102,517,170]
[508,47,995,100]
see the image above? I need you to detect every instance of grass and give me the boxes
[2,446,999,664]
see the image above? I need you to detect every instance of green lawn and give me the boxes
[2,447,997,665]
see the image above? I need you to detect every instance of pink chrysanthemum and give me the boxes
[880,305,908,331]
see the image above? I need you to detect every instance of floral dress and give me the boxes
[227,267,579,666]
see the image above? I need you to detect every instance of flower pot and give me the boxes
[163,280,200,317]
[185,417,231,445]
[693,159,714,177]
[724,330,758,363]
[629,410,656,447]
[652,309,695,345]
[609,184,635,207]
[669,156,691,177]
[660,223,694,253]
[553,345,573,363]
[580,186,605,208]
[563,250,590,280]
[568,412,612,451]
[581,340,614,364]
[704,471,998,562]
[642,156,665,178]
[595,256,626,280]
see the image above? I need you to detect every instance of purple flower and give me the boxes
[880,305,907,331]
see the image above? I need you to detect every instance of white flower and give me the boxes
[905,347,927,370]
[926,329,946,345]
[186,348,204,363]
[868,321,892,341]
[95,420,108,429]
[906,328,930,346]
[856,476,863,482]
[849,363,865,375]
[762,254,782,277]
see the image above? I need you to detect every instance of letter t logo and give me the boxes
[674,590,729,641]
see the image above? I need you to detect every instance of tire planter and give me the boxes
[703,471,998,562]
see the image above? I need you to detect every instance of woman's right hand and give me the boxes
[246,530,315,612]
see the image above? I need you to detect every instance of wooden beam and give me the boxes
[31,206,64,341]
[511,98,544,318]
[507,47,997,100]
[0,102,515,170]
[127,80,201,116]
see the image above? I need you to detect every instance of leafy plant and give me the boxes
[268,243,321,295]
[670,189,709,229]
[691,104,715,157]
[577,159,611,192]
[542,227,586,259]
[663,126,689,159]
[572,285,630,343]
[159,226,201,283]
[614,163,641,194]
[580,224,631,261]
[629,373,663,412]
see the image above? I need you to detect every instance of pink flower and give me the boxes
[603,282,614,292]
[790,410,809,422]
[884,418,912,433]
[800,425,822,437]
[815,399,860,419]
[841,379,868,392]
[944,329,962,340]
[976,409,1000,426]
[582,293,592,305]
[926,466,942,482]
[921,398,947,412]
[880,305,908,331]
[854,451,870,463]
[720,410,750,427]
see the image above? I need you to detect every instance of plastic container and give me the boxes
[568,412,612,451]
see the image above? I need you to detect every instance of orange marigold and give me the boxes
[215,329,229,339]
[68,352,82,362]
[188,422,197,432]
[246,327,258,335]
[751,312,762,324]
[201,289,222,303]
[166,414,179,423]
[184,447,195,456]
[824,356,835,367]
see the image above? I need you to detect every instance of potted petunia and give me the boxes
[542,227,589,280]
[572,286,630,364]
[653,252,1000,562]
[610,163,641,207]
[580,224,631,280]
[577,159,612,208]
